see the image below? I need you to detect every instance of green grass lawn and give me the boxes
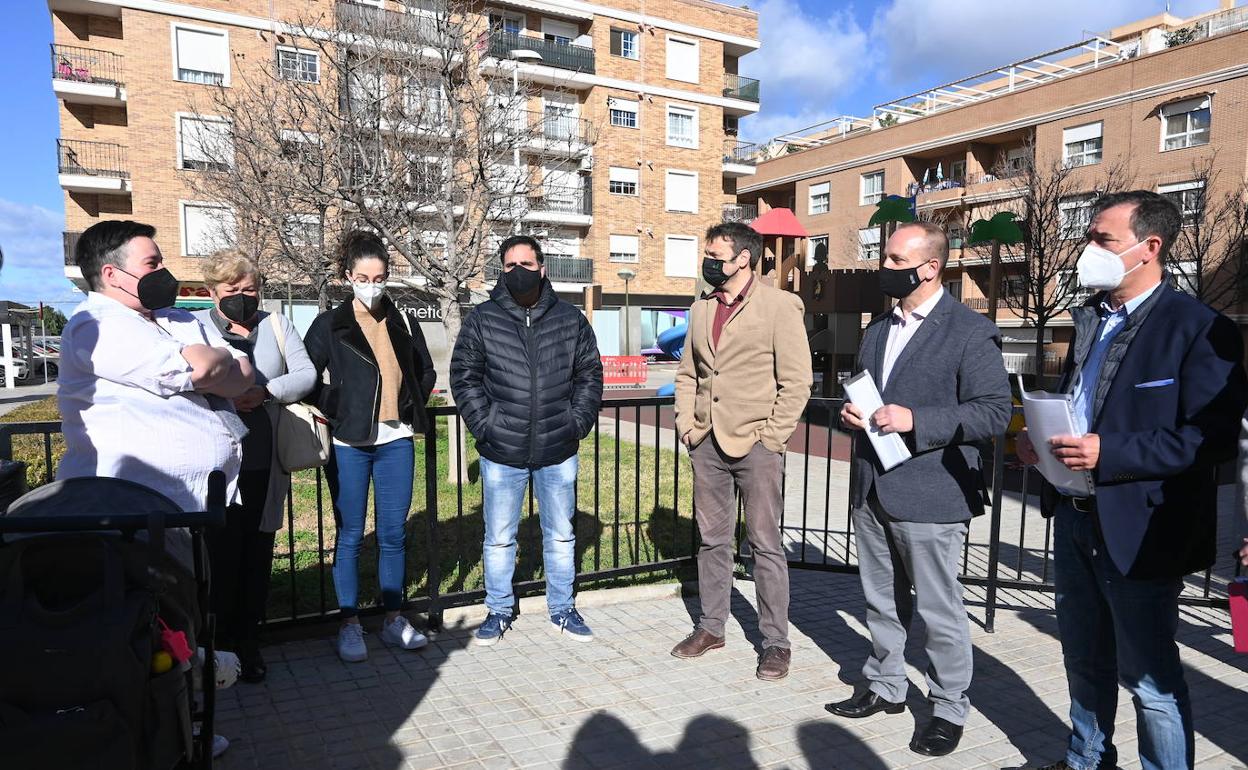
[4,397,697,622]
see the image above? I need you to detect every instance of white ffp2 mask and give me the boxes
[352,282,386,309]
[1076,240,1146,292]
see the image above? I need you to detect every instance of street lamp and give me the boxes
[617,268,636,355]
[507,49,542,234]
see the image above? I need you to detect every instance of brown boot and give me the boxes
[670,629,726,658]
[756,646,791,681]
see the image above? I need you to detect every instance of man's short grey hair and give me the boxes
[894,221,949,270]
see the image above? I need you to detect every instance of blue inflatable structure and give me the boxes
[654,323,687,397]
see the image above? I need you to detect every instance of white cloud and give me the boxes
[0,198,80,308]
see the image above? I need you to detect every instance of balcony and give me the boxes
[723,73,760,103]
[722,203,757,224]
[522,110,594,157]
[485,254,593,284]
[1003,351,1064,377]
[522,183,593,226]
[910,171,1024,212]
[336,1,460,50]
[51,44,125,106]
[722,140,757,178]
[63,231,81,266]
[487,30,595,75]
[57,139,131,195]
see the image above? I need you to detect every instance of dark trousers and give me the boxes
[208,468,275,647]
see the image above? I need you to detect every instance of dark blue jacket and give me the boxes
[1046,282,1247,578]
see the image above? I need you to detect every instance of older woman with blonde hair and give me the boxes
[194,250,316,682]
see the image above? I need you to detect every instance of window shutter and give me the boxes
[176,28,226,75]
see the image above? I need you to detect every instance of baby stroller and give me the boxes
[0,471,226,769]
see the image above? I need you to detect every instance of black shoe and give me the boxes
[237,639,267,684]
[909,716,963,757]
[824,690,905,719]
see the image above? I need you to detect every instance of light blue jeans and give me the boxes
[480,454,578,617]
[1053,501,1193,770]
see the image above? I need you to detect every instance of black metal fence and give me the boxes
[50,43,124,86]
[488,30,595,74]
[724,73,760,102]
[485,254,594,284]
[2,398,1235,634]
[57,139,129,179]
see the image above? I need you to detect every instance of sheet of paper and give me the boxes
[1018,378,1093,496]
[843,370,912,472]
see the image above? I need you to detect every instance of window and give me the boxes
[808,182,829,215]
[608,166,638,196]
[609,97,638,128]
[542,18,578,45]
[405,78,444,124]
[284,214,322,249]
[279,129,321,161]
[666,104,698,149]
[858,227,881,261]
[488,11,523,34]
[611,28,638,60]
[1005,146,1029,174]
[943,278,962,301]
[173,25,228,85]
[346,66,383,117]
[950,159,966,182]
[1171,260,1199,295]
[181,202,234,256]
[860,172,884,206]
[1059,195,1095,240]
[1063,122,1103,167]
[609,234,639,263]
[664,235,698,278]
[1002,275,1027,300]
[1059,269,1094,307]
[724,115,739,136]
[1160,96,1211,151]
[408,158,446,197]
[276,46,318,83]
[807,235,829,268]
[948,225,966,250]
[665,36,698,84]
[1159,180,1205,225]
[177,115,232,171]
[664,170,698,213]
[543,92,577,141]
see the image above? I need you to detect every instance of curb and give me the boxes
[436,580,696,629]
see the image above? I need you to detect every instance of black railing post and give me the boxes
[984,434,1007,634]
[424,418,443,631]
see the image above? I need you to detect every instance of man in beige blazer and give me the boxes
[671,221,812,681]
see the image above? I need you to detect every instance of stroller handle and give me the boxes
[0,470,228,534]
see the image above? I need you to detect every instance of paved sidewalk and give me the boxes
[215,571,1248,770]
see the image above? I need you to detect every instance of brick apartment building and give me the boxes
[48,0,760,357]
[739,2,1248,376]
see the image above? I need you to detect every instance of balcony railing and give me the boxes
[530,183,592,216]
[485,254,593,283]
[526,110,593,147]
[57,139,129,179]
[723,140,758,166]
[722,203,757,223]
[63,231,82,267]
[336,1,461,48]
[50,44,123,86]
[723,73,760,103]
[488,30,595,74]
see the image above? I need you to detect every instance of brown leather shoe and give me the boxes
[670,629,726,658]
[756,646,791,681]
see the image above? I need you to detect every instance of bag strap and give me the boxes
[269,312,288,375]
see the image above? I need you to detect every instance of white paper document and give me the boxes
[843,370,912,471]
[1018,379,1093,496]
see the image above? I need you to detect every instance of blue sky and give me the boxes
[0,0,1214,308]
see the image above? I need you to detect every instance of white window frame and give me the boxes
[541,18,578,45]
[807,235,829,268]
[664,234,698,278]
[608,97,639,129]
[284,213,322,250]
[858,227,880,262]
[860,171,884,206]
[610,27,639,60]
[950,159,966,181]
[175,113,232,171]
[665,35,699,84]
[1158,179,1205,225]
[664,169,699,214]
[665,103,698,149]
[1171,260,1200,295]
[609,234,640,263]
[1058,195,1095,240]
[179,201,235,257]
[1062,121,1103,167]
[275,45,319,83]
[1058,268,1095,307]
[1159,96,1211,151]
[808,181,830,215]
[487,9,525,35]
[170,22,230,86]
[608,166,639,196]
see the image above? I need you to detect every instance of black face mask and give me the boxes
[219,294,259,324]
[118,267,180,311]
[877,266,922,300]
[504,264,542,305]
[702,257,737,288]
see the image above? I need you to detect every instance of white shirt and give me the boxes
[881,288,944,389]
[57,292,248,511]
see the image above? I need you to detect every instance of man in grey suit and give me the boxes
[829,221,1011,758]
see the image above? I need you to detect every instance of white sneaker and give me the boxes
[195,647,240,690]
[380,615,429,650]
[337,623,368,662]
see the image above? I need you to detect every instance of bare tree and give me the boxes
[187,0,595,340]
[1165,156,1248,312]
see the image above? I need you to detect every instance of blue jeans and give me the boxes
[1053,501,1193,770]
[480,454,578,616]
[328,438,414,617]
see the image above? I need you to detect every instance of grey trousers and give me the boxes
[853,493,972,724]
[690,438,789,649]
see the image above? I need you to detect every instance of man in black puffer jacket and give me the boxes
[451,235,603,646]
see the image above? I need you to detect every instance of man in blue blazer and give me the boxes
[1019,190,1247,770]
